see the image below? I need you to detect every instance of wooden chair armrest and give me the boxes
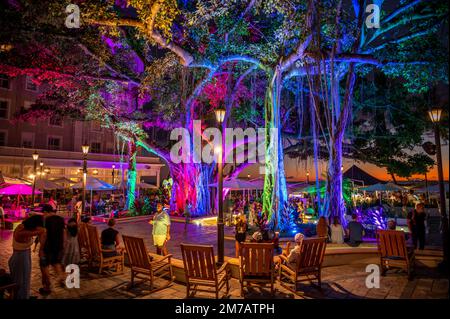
[217,262,229,274]
[0,283,17,290]
[150,254,173,264]
[101,248,116,253]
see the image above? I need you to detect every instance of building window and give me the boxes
[0,74,10,90]
[91,142,101,153]
[48,136,62,150]
[0,99,9,119]
[0,131,7,146]
[25,76,38,91]
[106,143,114,154]
[21,132,34,148]
[49,116,63,127]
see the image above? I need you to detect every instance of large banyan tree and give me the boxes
[0,0,447,226]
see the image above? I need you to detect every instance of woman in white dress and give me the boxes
[330,217,345,244]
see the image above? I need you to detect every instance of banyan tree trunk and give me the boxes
[262,68,288,230]
[126,140,137,214]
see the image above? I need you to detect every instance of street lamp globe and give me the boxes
[215,107,226,124]
[40,161,44,167]
[32,151,39,161]
[428,108,443,123]
[112,164,116,169]
[82,144,90,155]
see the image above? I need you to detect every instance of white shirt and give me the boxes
[330,224,345,244]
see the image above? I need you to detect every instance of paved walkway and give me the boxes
[1,220,448,299]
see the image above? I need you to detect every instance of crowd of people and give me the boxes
[1,188,430,299]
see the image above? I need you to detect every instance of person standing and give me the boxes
[8,215,46,299]
[184,199,191,231]
[48,196,57,212]
[347,214,364,247]
[407,202,427,250]
[0,203,5,229]
[150,203,171,255]
[234,214,248,257]
[62,218,80,266]
[74,196,83,223]
[330,217,345,244]
[316,216,329,240]
[39,210,66,295]
[248,201,257,226]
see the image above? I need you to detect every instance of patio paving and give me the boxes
[1,219,448,299]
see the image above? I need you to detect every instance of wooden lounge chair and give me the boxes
[86,224,124,274]
[180,243,230,298]
[122,235,174,291]
[239,242,275,296]
[77,223,91,264]
[377,229,415,279]
[279,237,327,293]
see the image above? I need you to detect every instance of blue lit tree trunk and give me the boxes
[262,67,288,230]
[327,134,345,224]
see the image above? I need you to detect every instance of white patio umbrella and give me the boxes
[414,183,449,194]
[52,177,75,187]
[360,182,406,192]
[71,177,116,215]
[35,179,65,190]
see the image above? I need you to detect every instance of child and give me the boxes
[62,218,80,266]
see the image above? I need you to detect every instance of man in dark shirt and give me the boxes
[101,218,121,257]
[407,202,427,250]
[347,214,364,247]
[39,210,65,295]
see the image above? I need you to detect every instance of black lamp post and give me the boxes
[39,161,44,179]
[112,164,116,184]
[31,151,39,206]
[215,107,226,265]
[428,108,448,271]
[81,144,89,216]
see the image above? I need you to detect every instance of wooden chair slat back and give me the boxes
[297,237,327,271]
[181,244,216,281]
[377,230,407,259]
[240,243,274,276]
[122,235,151,269]
[86,224,101,259]
[78,223,89,252]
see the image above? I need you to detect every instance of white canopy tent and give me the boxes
[71,177,116,215]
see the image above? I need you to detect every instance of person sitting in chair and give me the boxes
[286,233,305,268]
[101,218,122,257]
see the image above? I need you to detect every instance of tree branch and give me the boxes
[365,13,440,46]
[383,0,423,24]
[77,43,141,85]
[86,18,194,66]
